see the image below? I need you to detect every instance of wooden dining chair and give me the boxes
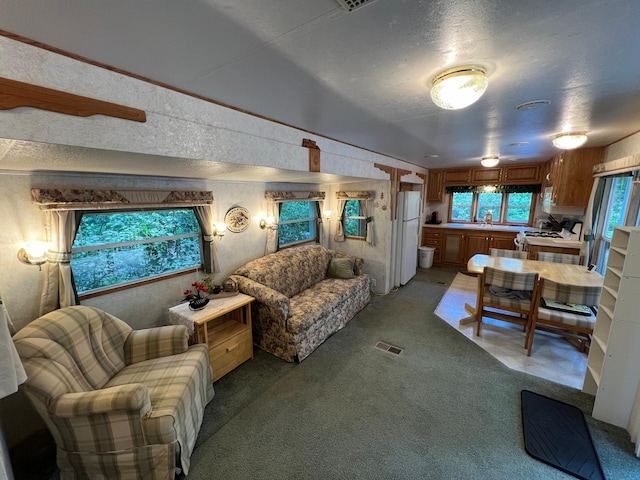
[525,278,602,356]
[476,266,540,339]
[490,248,528,259]
[536,252,580,264]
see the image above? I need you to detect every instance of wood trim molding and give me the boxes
[302,138,321,172]
[0,77,146,122]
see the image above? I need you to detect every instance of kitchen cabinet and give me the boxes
[442,168,472,185]
[423,226,517,266]
[583,227,640,430]
[421,228,442,263]
[545,147,603,208]
[442,231,466,265]
[427,170,444,203]
[471,168,501,184]
[501,164,541,184]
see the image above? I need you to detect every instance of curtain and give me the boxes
[334,198,347,242]
[39,210,81,315]
[444,184,541,194]
[265,201,280,254]
[193,205,220,274]
[317,199,327,247]
[360,198,375,245]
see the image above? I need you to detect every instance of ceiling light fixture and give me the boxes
[430,65,488,110]
[481,156,499,168]
[552,132,588,150]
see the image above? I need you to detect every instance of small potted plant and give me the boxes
[184,281,210,310]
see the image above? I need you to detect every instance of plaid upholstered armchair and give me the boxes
[13,306,214,479]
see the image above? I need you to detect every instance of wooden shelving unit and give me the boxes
[583,226,640,428]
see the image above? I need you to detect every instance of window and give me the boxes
[72,209,202,295]
[594,176,632,275]
[449,190,534,224]
[343,199,367,239]
[278,201,318,248]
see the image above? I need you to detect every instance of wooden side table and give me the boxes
[169,293,255,381]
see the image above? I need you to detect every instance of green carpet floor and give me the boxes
[186,266,640,479]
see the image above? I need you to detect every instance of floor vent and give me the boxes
[336,0,377,12]
[375,341,403,355]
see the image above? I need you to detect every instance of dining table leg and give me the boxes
[459,274,482,326]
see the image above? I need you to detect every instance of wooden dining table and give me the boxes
[459,254,604,325]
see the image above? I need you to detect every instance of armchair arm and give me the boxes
[125,325,188,365]
[230,275,289,324]
[50,384,151,418]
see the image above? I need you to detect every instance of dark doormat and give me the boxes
[521,390,605,480]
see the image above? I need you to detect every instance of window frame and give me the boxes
[71,208,204,298]
[448,190,535,225]
[277,200,320,249]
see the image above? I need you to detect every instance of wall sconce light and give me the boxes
[17,243,48,270]
[323,210,331,221]
[259,216,278,230]
[213,222,227,239]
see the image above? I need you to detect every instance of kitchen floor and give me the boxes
[434,269,587,390]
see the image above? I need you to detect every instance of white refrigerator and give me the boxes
[395,191,421,286]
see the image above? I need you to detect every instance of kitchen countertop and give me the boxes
[523,236,584,249]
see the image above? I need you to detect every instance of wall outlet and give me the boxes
[371,278,376,287]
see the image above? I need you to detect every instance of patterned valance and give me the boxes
[31,189,214,210]
[444,184,541,194]
[265,191,325,203]
[335,191,374,200]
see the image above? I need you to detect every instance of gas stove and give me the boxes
[524,231,563,238]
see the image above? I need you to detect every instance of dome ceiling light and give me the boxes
[552,132,588,150]
[430,65,488,110]
[481,156,499,168]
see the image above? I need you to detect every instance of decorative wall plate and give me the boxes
[225,206,251,233]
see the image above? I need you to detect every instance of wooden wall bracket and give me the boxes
[0,77,146,122]
[303,138,321,172]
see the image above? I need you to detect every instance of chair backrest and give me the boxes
[13,306,132,399]
[536,252,580,264]
[484,266,538,292]
[540,278,602,307]
[490,248,528,259]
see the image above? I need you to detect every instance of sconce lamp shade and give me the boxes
[430,65,489,110]
[259,216,278,230]
[552,132,587,150]
[213,222,227,239]
[480,156,499,168]
[17,243,48,268]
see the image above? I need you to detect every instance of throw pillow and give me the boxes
[327,257,355,279]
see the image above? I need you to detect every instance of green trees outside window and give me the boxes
[71,210,202,294]
[450,191,533,224]
[278,201,318,247]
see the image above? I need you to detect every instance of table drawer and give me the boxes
[210,327,252,381]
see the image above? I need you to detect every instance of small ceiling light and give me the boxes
[552,132,588,150]
[481,156,500,168]
[430,65,488,110]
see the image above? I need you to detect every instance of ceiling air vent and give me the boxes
[336,0,377,12]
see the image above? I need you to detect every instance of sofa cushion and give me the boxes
[327,257,355,279]
[287,276,368,334]
[234,244,333,298]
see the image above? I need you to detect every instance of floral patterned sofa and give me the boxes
[230,244,370,362]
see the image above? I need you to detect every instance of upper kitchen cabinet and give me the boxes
[427,169,444,203]
[442,168,472,185]
[471,167,501,184]
[501,164,541,184]
[544,147,604,209]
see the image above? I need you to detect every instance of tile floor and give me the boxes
[434,272,588,390]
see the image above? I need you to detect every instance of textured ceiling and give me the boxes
[1,0,640,173]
